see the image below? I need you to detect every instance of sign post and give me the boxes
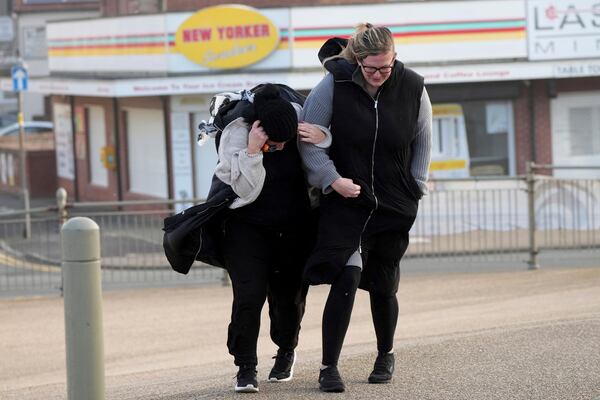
[11,63,31,239]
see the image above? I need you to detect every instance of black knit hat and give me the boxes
[252,84,298,142]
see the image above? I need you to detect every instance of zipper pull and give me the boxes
[374,100,378,109]
[358,243,363,254]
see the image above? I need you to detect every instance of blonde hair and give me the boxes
[340,23,395,63]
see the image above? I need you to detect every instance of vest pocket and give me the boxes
[406,175,423,200]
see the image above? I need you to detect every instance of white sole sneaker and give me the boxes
[268,350,296,382]
[235,384,259,393]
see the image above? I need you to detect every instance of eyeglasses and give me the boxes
[359,61,394,75]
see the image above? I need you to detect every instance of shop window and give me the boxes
[568,107,600,156]
[431,101,515,177]
[432,117,462,158]
[463,101,513,176]
[551,91,600,178]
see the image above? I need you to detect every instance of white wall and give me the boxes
[17,10,99,120]
[18,11,99,77]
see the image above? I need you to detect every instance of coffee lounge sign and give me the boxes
[175,5,280,69]
[527,0,600,60]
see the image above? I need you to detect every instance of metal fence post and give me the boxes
[61,217,105,400]
[57,188,68,297]
[57,187,68,227]
[526,162,539,270]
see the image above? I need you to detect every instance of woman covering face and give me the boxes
[214,83,330,393]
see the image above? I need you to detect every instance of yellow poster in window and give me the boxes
[100,146,116,170]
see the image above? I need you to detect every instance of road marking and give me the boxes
[0,251,60,273]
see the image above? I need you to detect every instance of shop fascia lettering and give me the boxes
[182,24,271,42]
[175,5,280,69]
[528,0,600,60]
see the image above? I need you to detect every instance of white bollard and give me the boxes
[61,217,105,400]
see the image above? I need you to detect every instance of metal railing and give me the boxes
[0,193,224,296]
[1,164,599,296]
[405,163,600,271]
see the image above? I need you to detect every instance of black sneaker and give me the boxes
[268,349,296,382]
[319,365,345,392]
[235,364,258,393]
[368,352,395,384]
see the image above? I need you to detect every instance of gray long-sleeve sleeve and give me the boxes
[299,73,433,196]
[298,74,341,192]
[411,88,432,195]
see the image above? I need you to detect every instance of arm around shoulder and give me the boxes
[298,74,341,192]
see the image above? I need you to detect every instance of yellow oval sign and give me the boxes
[175,5,280,70]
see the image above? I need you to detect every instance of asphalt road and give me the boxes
[1,266,599,399]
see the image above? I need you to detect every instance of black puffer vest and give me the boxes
[325,57,424,216]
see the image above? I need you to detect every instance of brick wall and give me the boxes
[101,0,381,16]
[165,0,381,11]
[533,80,553,174]
[513,76,600,175]
[0,148,56,196]
[513,80,552,175]
[28,150,57,197]
[0,134,57,198]
[513,82,532,175]
[14,0,99,13]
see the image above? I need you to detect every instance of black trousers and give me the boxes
[223,216,309,366]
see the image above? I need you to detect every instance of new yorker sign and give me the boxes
[527,0,600,60]
[175,5,280,69]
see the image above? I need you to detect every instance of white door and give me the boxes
[88,106,108,187]
[126,108,168,198]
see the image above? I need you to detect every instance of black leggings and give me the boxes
[370,292,398,354]
[322,266,361,366]
[322,269,398,366]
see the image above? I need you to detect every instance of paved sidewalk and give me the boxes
[1,267,600,399]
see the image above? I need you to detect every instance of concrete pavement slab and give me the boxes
[1,267,600,399]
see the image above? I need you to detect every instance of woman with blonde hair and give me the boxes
[299,23,432,392]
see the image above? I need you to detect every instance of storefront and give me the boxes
[2,0,598,201]
[551,86,600,178]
